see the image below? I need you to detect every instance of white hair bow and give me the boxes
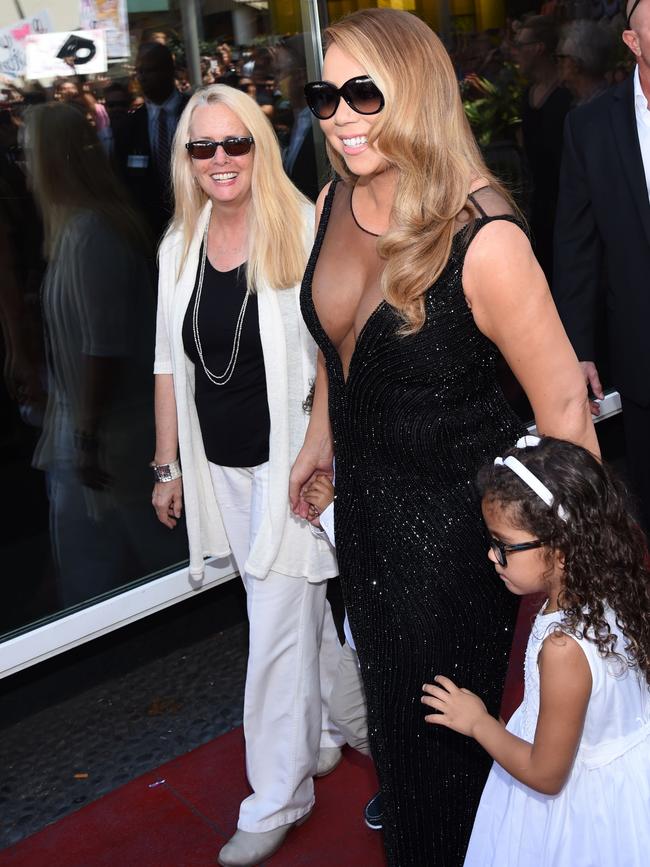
[494,435,568,521]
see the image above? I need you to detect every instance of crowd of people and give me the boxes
[2,2,650,866]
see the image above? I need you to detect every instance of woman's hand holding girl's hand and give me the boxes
[152,478,183,529]
[289,447,333,519]
[421,676,489,737]
[303,474,335,527]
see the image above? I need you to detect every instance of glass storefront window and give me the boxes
[1,0,326,648]
[1,0,626,655]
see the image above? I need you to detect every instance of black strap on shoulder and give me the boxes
[325,176,340,205]
[466,213,528,247]
[467,187,489,219]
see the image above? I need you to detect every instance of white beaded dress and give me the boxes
[464,603,650,867]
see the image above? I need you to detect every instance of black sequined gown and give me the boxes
[300,181,525,866]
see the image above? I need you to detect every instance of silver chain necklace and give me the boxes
[192,221,249,386]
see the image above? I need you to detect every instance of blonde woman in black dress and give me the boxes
[290,9,597,865]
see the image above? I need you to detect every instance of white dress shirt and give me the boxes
[146,89,182,159]
[634,65,650,204]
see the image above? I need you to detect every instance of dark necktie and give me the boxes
[156,108,170,178]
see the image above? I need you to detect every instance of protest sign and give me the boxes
[0,10,52,79]
[25,29,107,79]
[80,0,130,59]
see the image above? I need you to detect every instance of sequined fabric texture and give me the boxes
[300,181,524,866]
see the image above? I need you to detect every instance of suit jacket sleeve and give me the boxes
[552,111,603,362]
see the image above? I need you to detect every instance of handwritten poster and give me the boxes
[0,10,53,79]
[80,0,130,59]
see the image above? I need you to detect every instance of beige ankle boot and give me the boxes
[217,811,312,867]
[315,746,343,777]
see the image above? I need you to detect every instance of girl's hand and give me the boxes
[152,478,183,529]
[289,448,333,518]
[421,676,489,737]
[307,503,323,528]
[304,475,335,527]
[304,475,334,510]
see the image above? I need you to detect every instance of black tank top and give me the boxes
[182,253,270,467]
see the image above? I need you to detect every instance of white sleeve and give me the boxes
[343,613,356,652]
[319,502,335,548]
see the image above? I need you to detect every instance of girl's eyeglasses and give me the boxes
[185,136,254,159]
[304,76,384,120]
[488,536,547,568]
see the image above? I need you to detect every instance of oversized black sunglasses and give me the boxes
[304,76,384,120]
[185,136,254,159]
[488,536,547,568]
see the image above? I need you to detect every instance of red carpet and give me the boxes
[500,593,543,722]
[0,731,384,867]
[1,601,537,866]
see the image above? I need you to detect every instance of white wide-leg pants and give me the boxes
[209,462,343,832]
[328,641,370,756]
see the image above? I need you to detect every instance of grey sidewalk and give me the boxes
[0,585,249,850]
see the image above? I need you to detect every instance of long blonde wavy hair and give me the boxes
[325,9,516,333]
[169,84,310,290]
[26,101,149,259]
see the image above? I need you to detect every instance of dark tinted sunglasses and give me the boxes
[304,76,384,120]
[185,136,254,159]
[488,536,547,568]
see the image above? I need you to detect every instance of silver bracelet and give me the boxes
[150,459,182,483]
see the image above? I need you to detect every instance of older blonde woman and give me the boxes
[291,9,598,866]
[152,85,342,867]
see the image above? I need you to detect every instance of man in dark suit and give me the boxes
[114,42,189,243]
[553,0,650,532]
[275,36,319,202]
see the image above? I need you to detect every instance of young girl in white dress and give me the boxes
[422,435,650,867]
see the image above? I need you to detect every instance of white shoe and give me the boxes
[217,812,311,867]
[315,746,342,777]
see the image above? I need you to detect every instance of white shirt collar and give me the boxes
[633,65,650,203]
[634,65,650,118]
[146,89,181,117]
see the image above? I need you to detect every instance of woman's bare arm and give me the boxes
[290,183,335,518]
[154,373,179,463]
[463,220,599,456]
[290,349,333,518]
[152,373,183,528]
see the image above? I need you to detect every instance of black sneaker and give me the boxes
[364,791,383,830]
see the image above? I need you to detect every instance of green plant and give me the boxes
[461,64,524,146]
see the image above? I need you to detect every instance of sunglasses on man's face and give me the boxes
[185,136,254,159]
[487,535,547,568]
[304,76,384,120]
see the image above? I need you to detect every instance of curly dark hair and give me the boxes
[477,437,650,686]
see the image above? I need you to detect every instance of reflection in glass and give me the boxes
[275,35,320,202]
[23,102,186,610]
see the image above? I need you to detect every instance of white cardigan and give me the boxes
[154,200,337,582]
